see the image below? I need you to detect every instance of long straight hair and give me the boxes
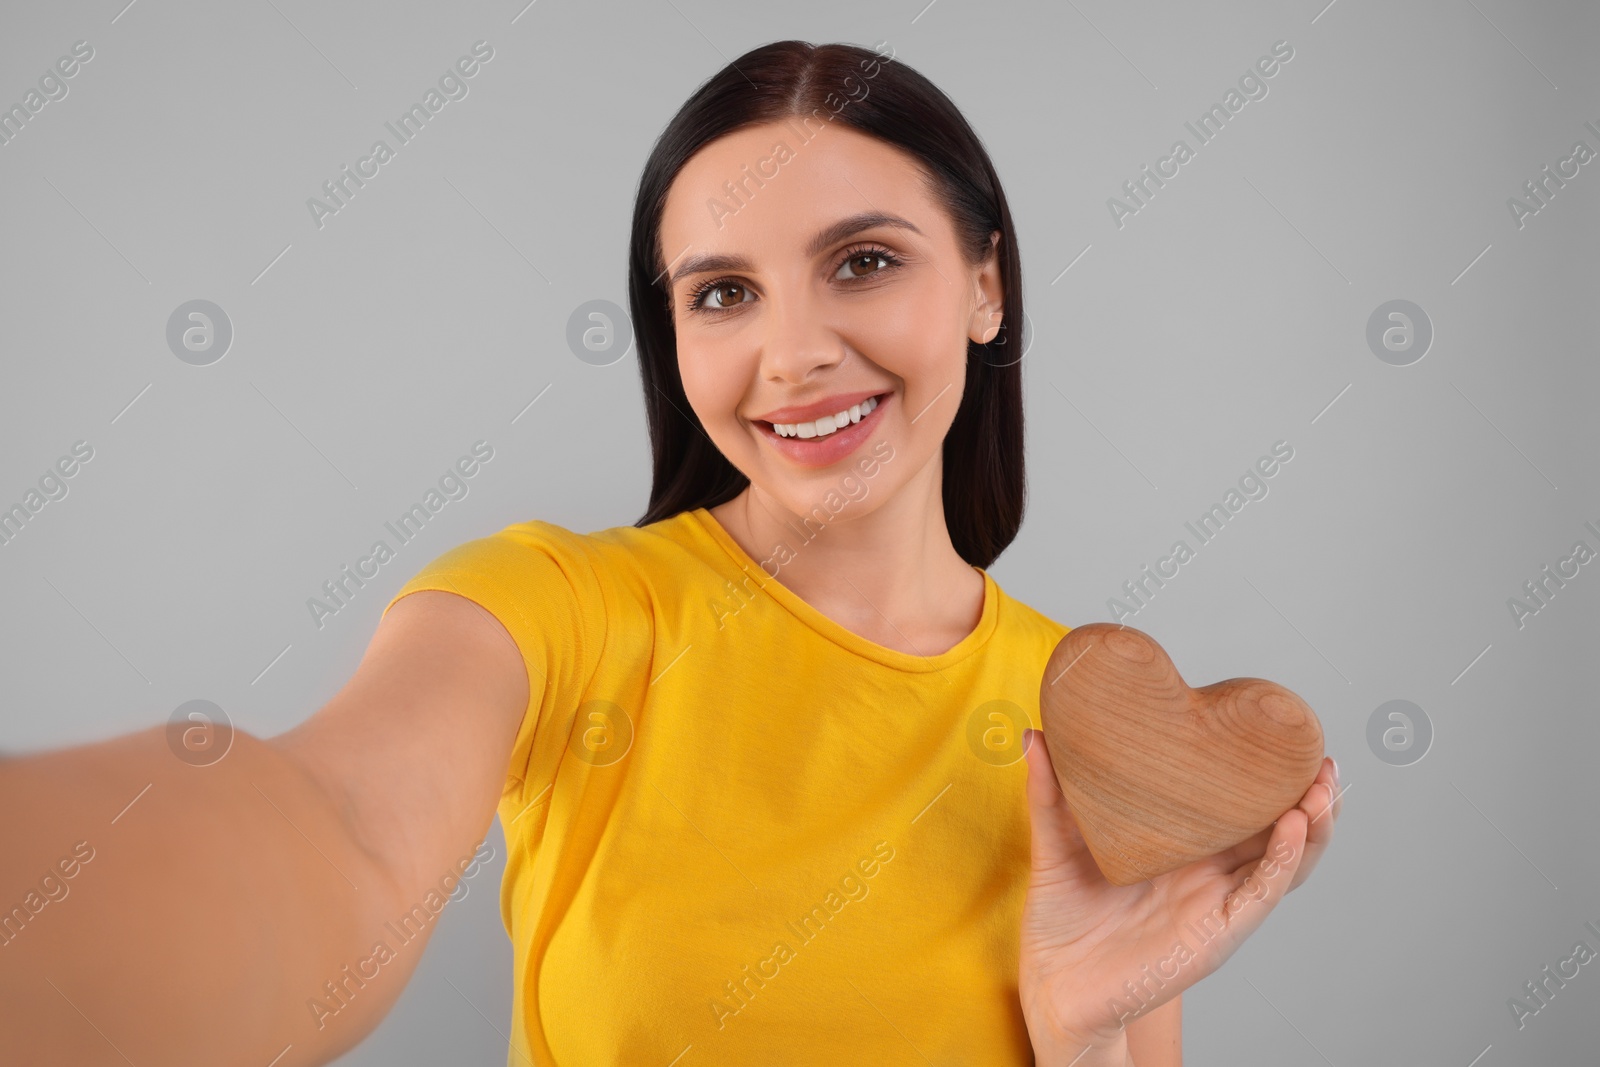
[628,40,1026,569]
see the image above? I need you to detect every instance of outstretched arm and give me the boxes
[0,588,528,1066]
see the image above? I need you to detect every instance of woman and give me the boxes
[0,40,1339,1066]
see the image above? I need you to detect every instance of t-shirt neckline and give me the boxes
[686,506,1000,673]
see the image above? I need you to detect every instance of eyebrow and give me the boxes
[665,210,925,288]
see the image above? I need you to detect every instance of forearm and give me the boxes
[0,724,413,1065]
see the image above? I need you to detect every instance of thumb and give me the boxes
[1023,728,1091,873]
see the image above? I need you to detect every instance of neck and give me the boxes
[713,457,978,646]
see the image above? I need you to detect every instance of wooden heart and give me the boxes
[1038,622,1324,886]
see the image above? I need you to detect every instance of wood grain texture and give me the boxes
[1038,623,1324,886]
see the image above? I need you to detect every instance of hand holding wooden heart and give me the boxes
[1038,622,1324,886]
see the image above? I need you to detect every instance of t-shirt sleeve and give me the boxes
[380,520,607,796]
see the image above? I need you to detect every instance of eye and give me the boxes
[685,279,753,313]
[683,243,904,316]
[835,245,900,281]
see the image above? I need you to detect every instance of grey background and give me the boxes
[1,0,1596,1063]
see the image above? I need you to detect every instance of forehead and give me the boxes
[659,121,941,271]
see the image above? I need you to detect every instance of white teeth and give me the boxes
[773,395,879,438]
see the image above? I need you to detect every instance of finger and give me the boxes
[1203,799,1318,876]
[1022,728,1090,872]
[1296,799,1342,897]
[1304,782,1336,842]
[1274,760,1337,852]
[1209,826,1272,872]
[1319,760,1345,825]
[1307,763,1346,838]
[1225,808,1308,891]
[1213,809,1310,946]
[1285,766,1339,893]
[1196,764,1335,885]
[1299,758,1331,807]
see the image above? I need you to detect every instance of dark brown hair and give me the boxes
[628,39,1026,568]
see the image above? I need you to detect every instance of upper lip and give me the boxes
[752,389,888,424]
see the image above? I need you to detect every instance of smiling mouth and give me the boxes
[754,392,891,439]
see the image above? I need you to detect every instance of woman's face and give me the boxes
[658,120,1003,521]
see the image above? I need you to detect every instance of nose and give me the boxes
[757,282,849,384]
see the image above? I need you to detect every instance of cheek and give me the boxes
[852,283,965,374]
[678,344,746,422]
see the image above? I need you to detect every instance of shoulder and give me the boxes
[988,574,1073,651]
[392,518,603,600]
[391,509,706,606]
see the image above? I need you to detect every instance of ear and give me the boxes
[968,230,1005,345]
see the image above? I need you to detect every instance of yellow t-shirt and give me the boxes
[382,507,1071,1066]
